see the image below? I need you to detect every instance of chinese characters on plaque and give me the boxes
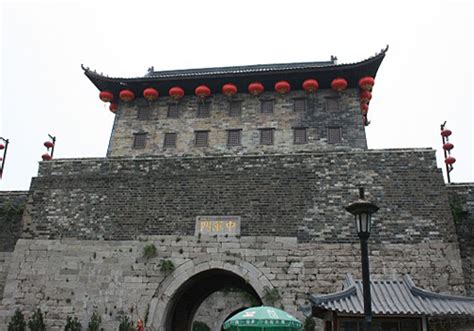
[195,216,241,236]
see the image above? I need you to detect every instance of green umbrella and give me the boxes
[223,306,303,330]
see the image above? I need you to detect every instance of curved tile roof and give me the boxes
[309,274,474,317]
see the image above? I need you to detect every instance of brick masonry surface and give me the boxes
[24,148,457,245]
[447,183,474,296]
[0,237,466,330]
[107,89,368,157]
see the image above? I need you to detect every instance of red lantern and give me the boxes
[445,156,456,165]
[360,90,372,103]
[443,143,454,151]
[360,103,369,114]
[441,129,452,137]
[0,144,4,150]
[109,103,118,113]
[42,153,52,161]
[169,86,185,100]
[44,141,54,149]
[331,78,348,92]
[119,90,135,102]
[302,79,319,93]
[248,82,264,96]
[195,85,211,98]
[99,91,114,103]
[274,81,291,94]
[222,83,238,97]
[359,76,375,90]
[143,88,159,102]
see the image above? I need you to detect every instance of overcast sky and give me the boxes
[1,0,472,191]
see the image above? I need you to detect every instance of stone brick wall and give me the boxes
[107,88,367,157]
[447,183,474,296]
[0,192,27,252]
[25,148,456,245]
[0,236,466,330]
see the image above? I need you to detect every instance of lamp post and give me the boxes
[345,187,379,331]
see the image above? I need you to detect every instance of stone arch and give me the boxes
[215,304,249,331]
[147,258,273,331]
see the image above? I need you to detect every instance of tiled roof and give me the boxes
[309,274,474,317]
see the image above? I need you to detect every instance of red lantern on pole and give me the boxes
[331,78,348,92]
[109,103,118,113]
[169,87,185,100]
[143,88,159,102]
[274,81,291,94]
[248,82,264,96]
[42,153,52,161]
[0,144,4,150]
[360,90,372,103]
[302,79,319,93]
[441,129,452,137]
[195,85,211,99]
[44,141,54,149]
[445,156,456,165]
[222,84,238,97]
[99,91,114,102]
[360,103,369,115]
[359,76,375,91]
[443,143,454,151]
[119,90,135,102]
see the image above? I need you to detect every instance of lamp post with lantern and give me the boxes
[345,187,379,331]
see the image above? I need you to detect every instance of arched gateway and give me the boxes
[147,260,272,331]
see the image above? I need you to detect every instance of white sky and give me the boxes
[1,0,473,191]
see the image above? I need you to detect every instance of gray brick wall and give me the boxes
[25,148,456,244]
[107,88,367,157]
[0,192,27,252]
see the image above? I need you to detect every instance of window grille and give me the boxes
[326,97,340,112]
[229,101,242,117]
[167,104,179,118]
[133,133,147,149]
[294,128,307,144]
[197,102,210,118]
[261,100,274,114]
[259,128,274,145]
[227,130,242,146]
[195,131,209,147]
[137,107,151,120]
[164,133,177,148]
[327,127,342,143]
[293,99,306,112]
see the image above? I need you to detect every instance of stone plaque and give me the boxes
[195,216,241,236]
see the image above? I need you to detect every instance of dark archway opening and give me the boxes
[220,307,248,331]
[164,268,262,331]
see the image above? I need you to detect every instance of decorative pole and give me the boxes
[42,134,56,161]
[0,137,9,179]
[345,188,379,331]
[440,122,455,183]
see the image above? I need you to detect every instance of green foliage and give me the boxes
[192,321,211,331]
[64,316,82,331]
[8,309,26,331]
[160,259,175,274]
[87,311,102,331]
[143,244,157,259]
[449,197,465,223]
[28,308,46,331]
[118,315,135,331]
[0,202,25,220]
[263,287,281,304]
[303,317,316,331]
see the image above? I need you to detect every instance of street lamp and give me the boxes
[345,187,379,331]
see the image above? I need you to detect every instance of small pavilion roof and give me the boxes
[82,46,388,96]
[309,274,474,317]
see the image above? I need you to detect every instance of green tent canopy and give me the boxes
[223,306,303,330]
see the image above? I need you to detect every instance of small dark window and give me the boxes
[294,99,306,112]
[197,102,210,118]
[261,100,274,113]
[137,107,151,120]
[133,133,147,149]
[294,128,307,144]
[327,127,342,143]
[164,133,177,148]
[195,131,209,147]
[326,97,340,112]
[167,104,179,118]
[229,101,242,117]
[259,128,274,145]
[227,129,242,146]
